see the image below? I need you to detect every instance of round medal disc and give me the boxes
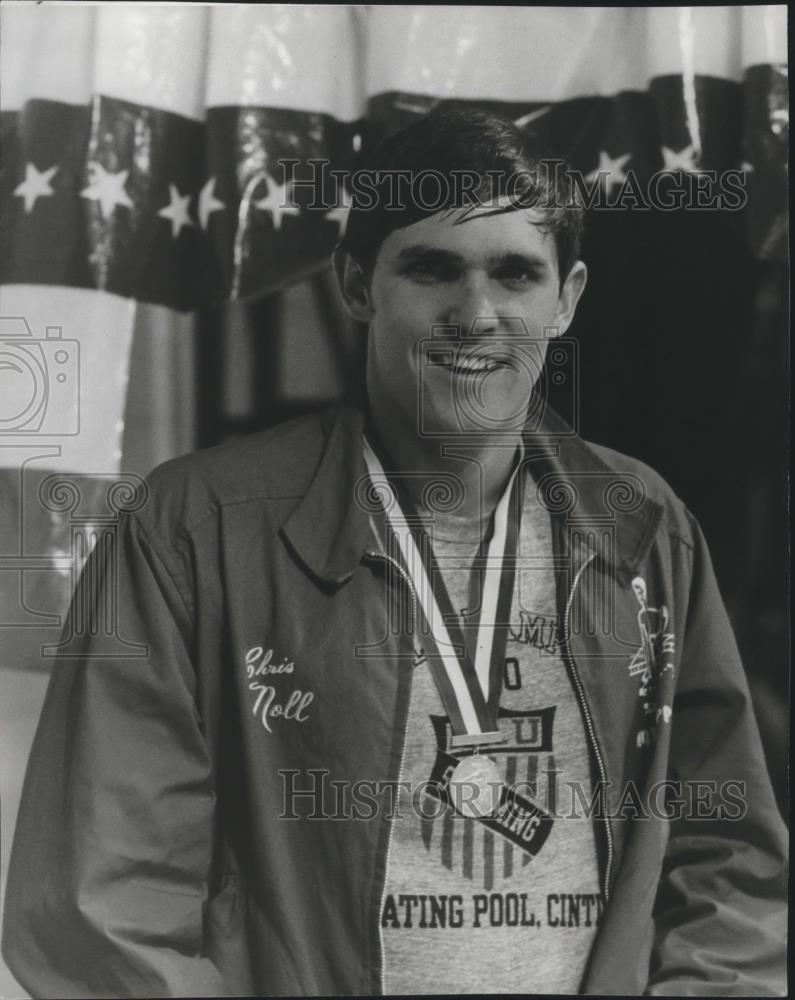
[449,755,501,819]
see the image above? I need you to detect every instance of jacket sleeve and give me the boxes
[645,511,788,996]
[1,510,228,999]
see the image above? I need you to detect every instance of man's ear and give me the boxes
[552,260,587,336]
[332,246,373,322]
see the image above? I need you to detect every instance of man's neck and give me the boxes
[366,405,521,522]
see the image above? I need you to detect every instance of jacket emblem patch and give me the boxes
[629,577,675,748]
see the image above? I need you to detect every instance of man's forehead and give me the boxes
[383,204,556,259]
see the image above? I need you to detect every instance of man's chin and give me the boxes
[419,399,532,439]
[418,369,535,438]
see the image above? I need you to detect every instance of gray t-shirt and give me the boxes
[380,476,602,994]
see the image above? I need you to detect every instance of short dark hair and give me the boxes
[341,107,584,284]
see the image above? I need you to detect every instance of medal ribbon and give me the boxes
[363,436,523,747]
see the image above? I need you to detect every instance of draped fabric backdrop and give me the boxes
[0,6,787,997]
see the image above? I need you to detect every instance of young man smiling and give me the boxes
[338,193,586,517]
[3,109,787,997]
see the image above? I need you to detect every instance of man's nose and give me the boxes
[444,277,500,336]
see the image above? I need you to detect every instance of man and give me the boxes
[3,109,787,996]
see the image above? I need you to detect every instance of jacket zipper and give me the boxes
[560,551,614,904]
[363,549,416,996]
[364,549,418,633]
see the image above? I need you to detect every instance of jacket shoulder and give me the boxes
[137,407,333,543]
[584,439,697,550]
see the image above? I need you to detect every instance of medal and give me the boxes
[363,435,524,766]
[448,754,502,818]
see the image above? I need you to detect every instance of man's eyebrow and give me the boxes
[394,246,549,272]
[487,251,550,272]
[395,245,463,262]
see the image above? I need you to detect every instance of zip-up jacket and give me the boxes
[2,402,787,997]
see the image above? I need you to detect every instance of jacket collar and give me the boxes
[516,402,664,581]
[282,401,663,584]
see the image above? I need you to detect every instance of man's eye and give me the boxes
[404,261,456,282]
[494,266,536,286]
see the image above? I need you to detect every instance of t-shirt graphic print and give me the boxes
[380,477,602,995]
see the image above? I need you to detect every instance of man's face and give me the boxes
[360,205,586,438]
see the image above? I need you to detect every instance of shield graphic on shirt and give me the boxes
[422,706,556,890]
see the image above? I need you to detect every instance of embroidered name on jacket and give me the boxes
[245,645,314,732]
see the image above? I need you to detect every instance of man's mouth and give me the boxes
[434,350,515,375]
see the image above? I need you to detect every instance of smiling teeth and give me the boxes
[453,358,498,373]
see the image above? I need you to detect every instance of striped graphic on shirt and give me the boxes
[421,707,556,890]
